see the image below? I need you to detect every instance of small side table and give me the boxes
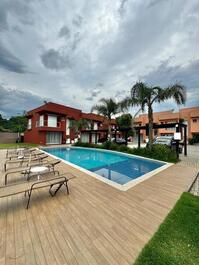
[28,166,49,180]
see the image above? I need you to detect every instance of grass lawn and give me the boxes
[134,192,199,265]
[0,143,39,149]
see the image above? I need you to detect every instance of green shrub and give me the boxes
[101,141,132,153]
[188,138,195,145]
[118,144,131,153]
[193,134,199,143]
[73,141,99,148]
[101,140,113,149]
[188,135,199,145]
[131,144,178,163]
[73,142,178,163]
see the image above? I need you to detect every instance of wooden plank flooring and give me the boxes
[0,149,198,265]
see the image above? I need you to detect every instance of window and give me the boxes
[81,132,89,143]
[39,115,44,126]
[46,132,62,144]
[93,122,98,130]
[192,119,197,123]
[88,121,92,129]
[27,118,32,129]
[48,115,57,127]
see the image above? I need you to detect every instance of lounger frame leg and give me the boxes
[49,179,69,197]
[5,174,7,185]
[49,183,63,196]
[26,189,33,209]
[65,181,69,195]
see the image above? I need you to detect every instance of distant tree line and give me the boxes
[0,114,28,133]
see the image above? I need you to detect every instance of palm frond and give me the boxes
[91,104,108,116]
[131,82,149,111]
[166,84,186,105]
[91,98,119,120]
[119,97,132,112]
[153,83,186,105]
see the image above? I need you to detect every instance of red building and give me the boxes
[24,102,115,145]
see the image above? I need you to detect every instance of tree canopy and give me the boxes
[69,118,90,135]
[116,113,132,129]
[91,98,119,121]
[0,114,28,133]
[91,98,119,139]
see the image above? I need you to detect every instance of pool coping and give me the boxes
[41,146,173,191]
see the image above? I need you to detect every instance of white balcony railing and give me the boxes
[36,121,61,128]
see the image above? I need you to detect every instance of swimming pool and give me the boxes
[43,147,171,190]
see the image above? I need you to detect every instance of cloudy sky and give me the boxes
[0,0,199,117]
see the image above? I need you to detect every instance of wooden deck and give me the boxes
[0,149,198,265]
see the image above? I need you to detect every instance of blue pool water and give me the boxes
[43,147,165,185]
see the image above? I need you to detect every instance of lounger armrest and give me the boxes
[58,172,76,181]
[30,176,68,190]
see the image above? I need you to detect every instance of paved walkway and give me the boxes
[190,175,199,196]
[0,148,198,265]
[180,144,199,196]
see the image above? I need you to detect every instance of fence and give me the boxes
[0,132,19,143]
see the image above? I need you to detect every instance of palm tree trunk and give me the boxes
[108,119,112,141]
[148,105,153,149]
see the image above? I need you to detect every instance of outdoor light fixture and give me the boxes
[174,124,181,159]
[174,132,181,141]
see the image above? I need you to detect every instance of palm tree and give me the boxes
[120,82,186,149]
[70,118,90,139]
[91,98,119,140]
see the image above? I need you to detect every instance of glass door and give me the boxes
[46,132,62,144]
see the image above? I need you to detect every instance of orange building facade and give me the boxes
[134,106,199,142]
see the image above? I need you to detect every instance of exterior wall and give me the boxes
[24,102,115,145]
[24,114,42,144]
[81,112,116,143]
[24,128,46,145]
[134,107,199,142]
[180,107,199,138]
[191,119,199,133]
[0,132,18,143]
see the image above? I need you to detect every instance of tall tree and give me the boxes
[91,98,119,140]
[7,115,28,133]
[116,113,132,129]
[0,114,8,130]
[120,82,186,149]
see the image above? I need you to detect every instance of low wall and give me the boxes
[0,132,18,143]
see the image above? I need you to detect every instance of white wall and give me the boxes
[66,119,70,135]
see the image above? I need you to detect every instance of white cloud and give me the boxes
[0,0,198,117]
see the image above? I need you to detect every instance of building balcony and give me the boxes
[35,121,65,131]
